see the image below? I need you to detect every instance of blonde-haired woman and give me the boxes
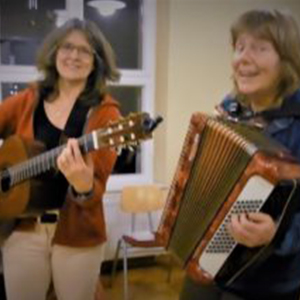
[180,8,300,300]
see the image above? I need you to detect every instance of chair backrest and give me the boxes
[120,185,165,214]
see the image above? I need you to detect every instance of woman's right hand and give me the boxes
[227,212,276,248]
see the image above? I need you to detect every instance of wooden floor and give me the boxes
[0,255,185,300]
[101,255,185,300]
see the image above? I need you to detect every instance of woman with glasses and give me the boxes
[179,8,300,300]
[0,18,121,300]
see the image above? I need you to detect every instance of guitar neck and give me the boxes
[8,132,96,187]
[4,112,163,189]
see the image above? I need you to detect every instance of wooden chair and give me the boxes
[110,184,171,300]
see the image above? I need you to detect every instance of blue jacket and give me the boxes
[218,89,300,298]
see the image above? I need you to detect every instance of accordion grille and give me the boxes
[168,119,254,264]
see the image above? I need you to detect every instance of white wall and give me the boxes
[154,0,300,185]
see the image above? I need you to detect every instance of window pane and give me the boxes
[1,82,28,99]
[0,0,66,66]
[84,0,142,69]
[108,85,142,115]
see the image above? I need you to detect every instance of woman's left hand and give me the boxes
[57,138,94,193]
[227,212,276,248]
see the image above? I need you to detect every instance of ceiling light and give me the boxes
[87,0,126,17]
[54,9,68,27]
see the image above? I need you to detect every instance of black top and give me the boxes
[32,98,90,209]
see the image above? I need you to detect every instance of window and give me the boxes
[0,0,156,190]
[84,0,142,69]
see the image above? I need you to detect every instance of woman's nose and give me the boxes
[69,48,80,58]
[235,46,253,61]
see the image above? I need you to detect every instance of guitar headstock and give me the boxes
[97,112,163,149]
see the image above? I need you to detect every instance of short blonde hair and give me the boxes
[231,9,300,100]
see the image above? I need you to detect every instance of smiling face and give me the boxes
[56,30,94,84]
[232,32,282,111]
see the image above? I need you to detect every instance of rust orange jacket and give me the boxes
[0,85,121,247]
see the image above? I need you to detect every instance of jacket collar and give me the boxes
[221,88,300,135]
[264,89,300,135]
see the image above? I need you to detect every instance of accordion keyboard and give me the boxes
[199,175,273,276]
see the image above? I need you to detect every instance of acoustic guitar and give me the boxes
[0,112,162,222]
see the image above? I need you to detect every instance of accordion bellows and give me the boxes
[156,112,300,285]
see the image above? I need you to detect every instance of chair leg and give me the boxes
[122,239,129,300]
[109,239,122,287]
[166,254,173,283]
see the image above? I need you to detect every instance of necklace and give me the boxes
[53,106,66,118]
[44,99,75,119]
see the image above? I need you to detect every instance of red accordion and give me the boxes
[156,112,300,286]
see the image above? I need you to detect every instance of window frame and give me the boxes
[0,0,157,191]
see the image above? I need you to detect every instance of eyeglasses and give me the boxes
[58,42,94,60]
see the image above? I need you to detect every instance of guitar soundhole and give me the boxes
[0,169,11,193]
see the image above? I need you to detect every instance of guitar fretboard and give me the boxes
[8,132,95,187]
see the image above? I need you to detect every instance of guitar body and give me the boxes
[0,135,56,219]
[0,136,31,219]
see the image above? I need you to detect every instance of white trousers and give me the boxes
[2,223,105,300]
